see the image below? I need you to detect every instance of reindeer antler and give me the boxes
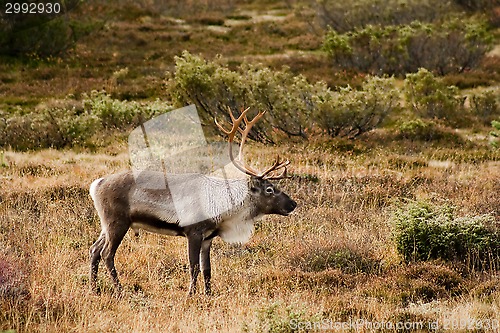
[215,106,289,180]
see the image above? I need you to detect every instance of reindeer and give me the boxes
[89,108,297,295]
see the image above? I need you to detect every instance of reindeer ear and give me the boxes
[249,177,262,193]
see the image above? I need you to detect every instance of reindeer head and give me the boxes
[249,178,297,216]
[216,107,297,217]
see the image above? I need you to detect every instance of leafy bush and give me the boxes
[315,0,458,32]
[168,51,398,141]
[83,91,149,130]
[453,0,498,11]
[491,120,500,148]
[313,76,399,138]
[0,107,97,151]
[0,92,170,150]
[404,68,465,120]
[168,51,318,142]
[0,1,95,57]
[397,119,451,142]
[469,90,499,122]
[392,200,500,270]
[323,18,494,75]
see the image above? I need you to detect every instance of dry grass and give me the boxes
[1,0,499,331]
[1,141,500,332]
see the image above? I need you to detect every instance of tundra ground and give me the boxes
[1,0,499,331]
[1,139,499,332]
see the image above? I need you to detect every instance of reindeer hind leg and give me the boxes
[89,231,106,293]
[101,223,129,293]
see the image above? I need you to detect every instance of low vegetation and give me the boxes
[0,0,499,331]
[404,69,466,121]
[492,120,500,147]
[323,18,494,75]
[393,200,500,270]
[314,0,496,32]
[2,55,496,150]
[0,0,94,57]
[0,92,170,150]
[169,52,399,141]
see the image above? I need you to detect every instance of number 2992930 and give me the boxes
[5,2,61,14]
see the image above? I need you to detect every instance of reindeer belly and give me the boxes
[129,192,182,236]
[130,212,183,236]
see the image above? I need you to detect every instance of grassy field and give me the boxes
[1,0,500,332]
[1,143,499,332]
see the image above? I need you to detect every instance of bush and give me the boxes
[491,120,500,148]
[0,1,95,57]
[168,51,398,141]
[453,0,498,11]
[392,200,500,270]
[404,68,465,120]
[315,0,458,32]
[469,90,500,122]
[0,92,170,150]
[0,102,101,150]
[397,119,451,142]
[168,51,318,142]
[323,18,494,75]
[313,76,399,138]
[83,91,150,130]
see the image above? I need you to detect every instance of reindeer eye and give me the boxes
[265,187,274,194]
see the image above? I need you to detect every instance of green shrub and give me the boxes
[82,91,169,131]
[314,76,399,138]
[392,200,500,270]
[397,119,446,141]
[0,92,170,150]
[83,91,142,130]
[168,51,398,141]
[323,18,493,75]
[453,0,498,11]
[469,90,499,122]
[168,51,317,142]
[0,106,99,150]
[404,68,465,120]
[45,107,101,147]
[315,0,458,32]
[0,1,95,57]
[491,120,500,148]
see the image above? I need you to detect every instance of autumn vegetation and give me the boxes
[1,0,499,332]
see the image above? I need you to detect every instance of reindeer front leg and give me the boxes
[187,235,202,295]
[200,239,213,295]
